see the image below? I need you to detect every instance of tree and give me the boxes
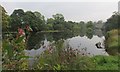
[10,10,46,32]
[1,6,10,32]
[79,21,86,37]
[23,11,38,31]
[73,23,81,35]
[86,21,94,38]
[86,21,94,28]
[63,21,73,32]
[34,11,46,31]
[1,6,11,39]
[10,9,25,31]
[103,12,120,55]
[103,12,119,33]
[52,13,65,30]
[46,18,54,30]
[52,13,64,22]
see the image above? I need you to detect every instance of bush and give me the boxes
[34,40,95,70]
[105,29,119,55]
[92,55,118,70]
[2,36,29,70]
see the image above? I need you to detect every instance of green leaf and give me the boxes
[17,56,30,59]
[3,42,13,58]
[15,36,24,43]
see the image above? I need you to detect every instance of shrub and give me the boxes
[105,29,119,55]
[92,55,118,70]
[2,36,29,70]
[34,40,95,70]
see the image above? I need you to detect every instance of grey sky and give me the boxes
[1,2,118,22]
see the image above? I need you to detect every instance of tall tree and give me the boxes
[1,6,9,32]
[86,21,94,38]
[34,11,46,31]
[103,12,119,33]
[52,13,65,30]
[46,18,54,30]
[79,21,86,36]
[10,9,25,31]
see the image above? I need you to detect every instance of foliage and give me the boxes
[2,36,29,70]
[92,55,118,70]
[2,6,119,70]
[105,29,119,55]
[8,9,105,49]
[10,9,25,31]
[86,21,95,39]
[103,12,119,33]
[79,21,86,37]
[102,12,119,55]
[1,5,11,41]
[34,40,95,70]
[52,13,65,31]
[9,9,45,32]
[33,40,118,70]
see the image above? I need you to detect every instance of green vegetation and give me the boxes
[92,55,118,70]
[2,36,29,70]
[2,8,105,49]
[103,12,120,55]
[33,40,118,70]
[1,5,119,71]
[105,29,119,55]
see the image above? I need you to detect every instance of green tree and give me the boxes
[1,6,10,32]
[34,11,46,31]
[86,21,94,38]
[73,23,81,35]
[10,9,25,31]
[23,11,38,31]
[79,21,86,37]
[52,13,65,31]
[46,18,54,30]
[103,12,120,55]
[10,10,46,32]
[103,12,119,32]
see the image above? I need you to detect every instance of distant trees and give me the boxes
[33,11,46,31]
[46,18,54,30]
[86,21,94,39]
[9,9,45,32]
[9,9,104,38]
[10,9,25,31]
[3,8,107,49]
[52,13,65,31]
[79,21,86,37]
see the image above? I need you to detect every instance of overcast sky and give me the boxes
[1,2,118,22]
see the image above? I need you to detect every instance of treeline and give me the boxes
[2,8,105,38]
[2,6,120,52]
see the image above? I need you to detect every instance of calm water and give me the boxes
[65,35,108,56]
[24,35,109,68]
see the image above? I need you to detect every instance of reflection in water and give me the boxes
[65,35,108,56]
[27,31,99,50]
[25,33,108,68]
[24,38,50,68]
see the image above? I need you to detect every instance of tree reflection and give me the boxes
[27,31,99,50]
